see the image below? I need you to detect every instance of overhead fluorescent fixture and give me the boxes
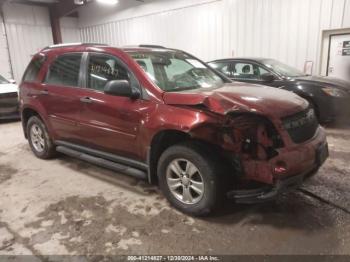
[74,0,85,5]
[96,0,119,5]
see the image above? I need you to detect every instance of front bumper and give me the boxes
[227,167,319,203]
[228,126,329,203]
[0,94,20,120]
[0,111,20,120]
[0,104,20,120]
[241,126,328,184]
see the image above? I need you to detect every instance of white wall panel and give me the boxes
[0,12,12,79]
[343,0,350,27]
[61,17,80,43]
[78,0,350,75]
[3,3,53,82]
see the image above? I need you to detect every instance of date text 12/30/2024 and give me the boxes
[127,256,220,261]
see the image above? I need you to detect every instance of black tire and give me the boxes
[27,116,56,159]
[157,142,225,216]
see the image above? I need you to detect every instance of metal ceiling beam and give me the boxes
[49,7,62,44]
[50,0,81,18]
[49,0,83,44]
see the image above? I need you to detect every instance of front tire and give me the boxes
[27,116,56,159]
[157,142,224,216]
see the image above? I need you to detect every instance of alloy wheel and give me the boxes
[166,158,204,204]
[30,124,45,153]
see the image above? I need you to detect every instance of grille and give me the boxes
[282,107,319,144]
[0,92,18,99]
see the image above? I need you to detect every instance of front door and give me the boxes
[328,34,350,82]
[230,61,284,88]
[78,53,144,160]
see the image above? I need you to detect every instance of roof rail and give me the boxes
[42,43,108,50]
[138,44,166,49]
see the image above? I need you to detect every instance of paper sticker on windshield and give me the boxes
[186,59,206,68]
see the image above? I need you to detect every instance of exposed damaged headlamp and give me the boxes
[283,108,316,130]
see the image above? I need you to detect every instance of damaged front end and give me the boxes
[218,111,327,203]
[220,113,285,185]
[190,109,327,203]
[163,87,328,202]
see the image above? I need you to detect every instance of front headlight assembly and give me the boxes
[322,87,348,97]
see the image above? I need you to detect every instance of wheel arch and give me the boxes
[148,128,226,184]
[21,106,48,139]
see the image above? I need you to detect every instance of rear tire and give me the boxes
[27,116,56,159]
[157,142,225,216]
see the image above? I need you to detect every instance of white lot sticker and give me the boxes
[186,59,206,68]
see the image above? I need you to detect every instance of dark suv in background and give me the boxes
[20,44,328,216]
[209,58,350,123]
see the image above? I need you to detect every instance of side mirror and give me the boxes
[104,80,140,99]
[261,73,275,83]
[9,79,16,84]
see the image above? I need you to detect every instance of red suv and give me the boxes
[19,44,328,216]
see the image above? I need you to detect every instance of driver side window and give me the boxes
[87,54,139,92]
[233,62,269,80]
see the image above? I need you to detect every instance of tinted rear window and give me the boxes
[23,56,46,82]
[45,53,82,87]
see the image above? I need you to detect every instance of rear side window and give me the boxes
[45,53,82,87]
[23,56,46,82]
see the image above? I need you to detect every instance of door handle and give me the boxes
[40,90,49,95]
[80,97,93,103]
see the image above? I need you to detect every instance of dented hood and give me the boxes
[163,83,308,118]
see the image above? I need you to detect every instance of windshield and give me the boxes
[0,74,9,84]
[262,59,306,77]
[127,50,225,92]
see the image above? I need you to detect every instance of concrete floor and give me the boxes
[0,120,350,257]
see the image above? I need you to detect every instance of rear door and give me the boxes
[41,53,86,143]
[77,52,144,159]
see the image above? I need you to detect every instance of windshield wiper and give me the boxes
[166,86,201,92]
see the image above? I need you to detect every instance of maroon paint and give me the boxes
[19,45,327,185]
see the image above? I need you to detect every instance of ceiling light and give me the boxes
[96,0,119,5]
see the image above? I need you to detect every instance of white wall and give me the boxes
[78,0,350,75]
[0,11,12,79]
[61,17,80,43]
[2,3,53,82]
[2,0,349,81]
[2,4,81,82]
